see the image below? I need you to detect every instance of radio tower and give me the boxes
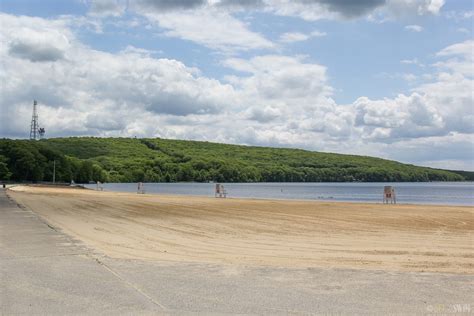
[29,100,45,140]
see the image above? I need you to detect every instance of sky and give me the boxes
[0,0,473,170]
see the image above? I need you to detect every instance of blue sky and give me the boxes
[0,0,473,169]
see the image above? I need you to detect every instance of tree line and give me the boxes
[0,137,471,183]
[0,140,107,183]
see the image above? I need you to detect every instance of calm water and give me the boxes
[85,182,474,206]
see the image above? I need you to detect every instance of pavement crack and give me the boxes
[91,255,168,311]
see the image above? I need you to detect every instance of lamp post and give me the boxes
[53,160,56,184]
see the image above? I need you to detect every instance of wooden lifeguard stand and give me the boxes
[137,182,146,194]
[215,183,227,198]
[383,186,396,204]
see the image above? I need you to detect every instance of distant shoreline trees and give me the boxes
[0,137,471,183]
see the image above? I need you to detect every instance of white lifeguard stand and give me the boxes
[215,183,227,198]
[96,181,104,191]
[137,182,146,194]
[383,186,396,204]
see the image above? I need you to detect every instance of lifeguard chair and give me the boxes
[96,181,104,191]
[137,182,146,194]
[215,183,227,198]
[383,186,396,204]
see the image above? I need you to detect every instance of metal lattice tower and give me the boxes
[29,100,45,140]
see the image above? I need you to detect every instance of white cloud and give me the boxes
[223,55,332,109]
[400,58,425,67]
[262,0,445,21]
[140,8,274,52]
[0,15,72,63]
[352,40,473,144]
[354,93,445,141]
[436,40,473,59]
[119,45,163,57]
[386,0,445,16]
[266,0,445,21]
[1,13,472,170]
[278,30,326,43]
[0,13,236,138]
[435,40,474,77]
[405,24,423,32]
[87,0,446,25]
[279,32,309,43]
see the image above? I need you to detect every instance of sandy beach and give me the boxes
[8,185,474,274]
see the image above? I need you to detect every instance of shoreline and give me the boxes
[7,185,474,274]
[12,182,474,207]
[99,191,474,207]
[86,182,474,207]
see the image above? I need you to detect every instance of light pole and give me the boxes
[53,160,56,184]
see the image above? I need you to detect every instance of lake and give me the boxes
[85,182,474,206]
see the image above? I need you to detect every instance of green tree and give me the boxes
[0,155,11,180]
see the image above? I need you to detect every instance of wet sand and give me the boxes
[8,185,474,274]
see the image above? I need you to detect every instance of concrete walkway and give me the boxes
[1,188,472,315]
[0,189,162,314]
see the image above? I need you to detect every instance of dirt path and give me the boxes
[8,185,474,274]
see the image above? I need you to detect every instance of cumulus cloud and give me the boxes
[222,55,358,140]
[223,55,331,107]
[264,0,444,20]
[244,106,281,122]
[9,41,65,62]
[88,0,446,22]
[351,40,473,143]
[2,15,71,62]
[1,12,472,169]
[0,13,236,138]
[354,93,445,141]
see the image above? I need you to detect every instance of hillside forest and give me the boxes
[0,137,471,183]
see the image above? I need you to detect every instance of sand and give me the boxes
[7,185,474,274]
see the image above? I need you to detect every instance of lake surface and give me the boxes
[85,182,474,206]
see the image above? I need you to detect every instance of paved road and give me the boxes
[1,188,472,315]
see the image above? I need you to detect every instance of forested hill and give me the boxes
[0,137,472,183]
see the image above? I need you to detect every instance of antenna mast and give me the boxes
[29,100,45,140]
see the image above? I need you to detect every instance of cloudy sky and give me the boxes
[0,0,473,170]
